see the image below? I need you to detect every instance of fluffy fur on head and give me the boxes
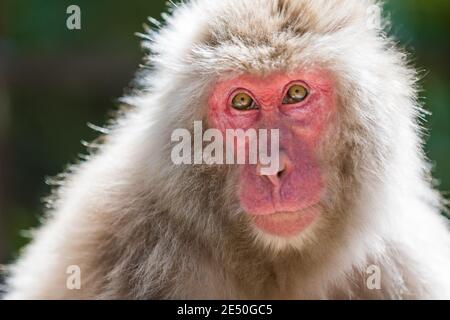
[5,0,450,299]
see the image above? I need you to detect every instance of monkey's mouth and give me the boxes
[250,206,319,237]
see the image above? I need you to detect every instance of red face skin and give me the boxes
[208,69,336,237]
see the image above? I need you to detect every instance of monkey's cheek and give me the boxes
[251,207,319,237]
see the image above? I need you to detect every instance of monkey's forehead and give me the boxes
[144,0,381,75]
[210,69,334,96]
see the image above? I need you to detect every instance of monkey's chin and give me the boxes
[250,207,319,237]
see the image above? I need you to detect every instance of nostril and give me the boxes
[277,169,284,179]
[276,156,288,179]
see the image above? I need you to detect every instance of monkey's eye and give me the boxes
[231,92,257,110]
[283,84,308,104]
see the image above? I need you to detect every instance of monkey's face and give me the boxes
[208,69,337,240]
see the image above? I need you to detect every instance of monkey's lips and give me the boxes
[250,206,319,237]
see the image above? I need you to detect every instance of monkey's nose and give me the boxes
[256,151,290,186]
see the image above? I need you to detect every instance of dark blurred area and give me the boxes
[0,0,168,268]
[0,0,449,275]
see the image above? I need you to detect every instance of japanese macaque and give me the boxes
[5,0,450,299]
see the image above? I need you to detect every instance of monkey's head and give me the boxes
[136,0,419,254]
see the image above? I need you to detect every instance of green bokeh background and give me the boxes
[0,0,449,269]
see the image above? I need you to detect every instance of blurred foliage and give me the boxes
[0,0,449,266]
